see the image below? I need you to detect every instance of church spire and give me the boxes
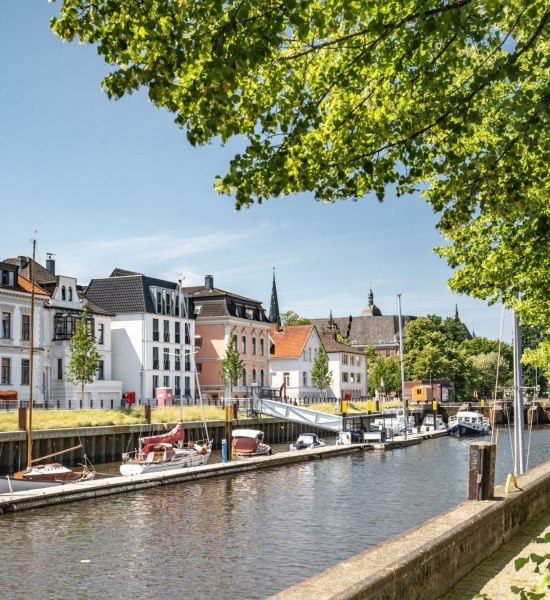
[269,268,280,327]
[454,304,460,321]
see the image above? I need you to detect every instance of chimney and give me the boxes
[46,253,56,275]
[205,275,214,291]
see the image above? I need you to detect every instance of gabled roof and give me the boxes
[270,324,316,358]
[320,335,365,355]
[4,257,57,286]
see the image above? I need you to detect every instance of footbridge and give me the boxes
[251,398,380,433]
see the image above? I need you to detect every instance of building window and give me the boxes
[2,312,11,339]
[152,375,158,398]
[302,371,307,386]
[21,314,30,341]
[350,356,355,366]
[156,292,162,314]
[68,287,73,301]
[175,349,181,371]
[185,323,191,345]
[175,321,180,344]
[196,362,202,373]
[163,320,170,343]
[153,347,159,370]
[233,334,238,351]
[309,348,312,361]
[342,354,349,365]
[252,337,257,355]
[356,357,361,367]
[342,372,349,383]
[57,358,63,380]
[252,368,257,384]
[1,268,15,286]
[246,308,254,320]
[184,376,191,396]
[61,285,66,300]
[97,360,104,380]
[260,369,265,387]
[260,337,264,356]
[164,375,170,388]
[164,348,170,370]
[241,335,247,354]
[283,372,290,387]
[21,359,29,385]
[242,369,247,387]
[98,323,104,345]
[153,319,159,342]
[184,351,191,372]
[357,373,361,383]
[1,358,10,384]
[350,373,355,383]
[175,376,181,397]
[194,305,202,315]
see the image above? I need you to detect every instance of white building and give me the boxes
[320,335,367,400]
[269,324,326,400]
[85,269,195,403]
[1,256,123,408]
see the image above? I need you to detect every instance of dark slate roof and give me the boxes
[184,286,268,322]
[311,315,416,348]
[4,257,57,286]
[321,335,365,355]
[85,273,178,314]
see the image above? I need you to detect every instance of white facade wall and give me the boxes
[112,312,195,403]
[270,329,325,399]
[327,350,367,399]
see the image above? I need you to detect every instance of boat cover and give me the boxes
[141,422,185,445]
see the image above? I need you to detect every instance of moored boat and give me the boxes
[420,414,446,432]
[447,411,491,436]
[289,432,326,451]
[232,429,272,458]
[120,422,212,476]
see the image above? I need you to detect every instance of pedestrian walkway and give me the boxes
[443,507,550,599]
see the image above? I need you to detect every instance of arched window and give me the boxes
[252,368,257,384]
[61,285,66,300]
[260,369,265,387]
[68,287,73,301]
[242,369,247,387]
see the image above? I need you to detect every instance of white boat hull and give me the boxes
[0,477,65,494]
[120,449,211,476]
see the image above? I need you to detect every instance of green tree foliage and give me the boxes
[470,351,512,399]
[521,324,549,392]
[65,307,101,409]
[51,0,550,334]
[280,311,311,326]
[219,330,244,397]
[336,334,351,346]
[368,355,402,397]
[311,349,332,399]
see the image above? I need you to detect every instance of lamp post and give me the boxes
[397,294,407,440]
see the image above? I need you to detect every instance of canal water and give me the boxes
[1,427,549,600]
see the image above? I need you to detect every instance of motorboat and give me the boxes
[447,411,491,436]
[420,414,446,432]
[232,429,272,458]
[289,432,326,451]
[120,422,212,476]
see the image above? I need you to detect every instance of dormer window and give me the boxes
[194,305,202,315]
[68,287,73,301]
[61,285,66,300]
[246,308,254,320]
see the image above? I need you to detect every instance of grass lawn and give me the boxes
[0,400,401,432]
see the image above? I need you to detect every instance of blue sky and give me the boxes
[1,2,511,341]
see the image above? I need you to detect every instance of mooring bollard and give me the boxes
[144,404,151,424]
[467,442,496,500]
[221,439,228,463]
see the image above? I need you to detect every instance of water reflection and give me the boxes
[0,428,549,599]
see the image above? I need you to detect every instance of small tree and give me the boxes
[280,310,311,326]
[311,349,332,400]
[219,330,244,397]
[66,307,101,409]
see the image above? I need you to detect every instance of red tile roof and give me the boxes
[18,275,49,296]
[270,325,315,358]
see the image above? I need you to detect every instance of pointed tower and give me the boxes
[269,268,281,327]
[454,304,460,321]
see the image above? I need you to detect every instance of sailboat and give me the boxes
[120,351,212,476]
[0,240,95,494]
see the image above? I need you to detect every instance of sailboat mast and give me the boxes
[512,307,525,475]
[26,238,36,469]
[397,293,408,441]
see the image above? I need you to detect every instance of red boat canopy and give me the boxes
[141,422,185,445]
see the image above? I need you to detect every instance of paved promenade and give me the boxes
[443,507,550,599]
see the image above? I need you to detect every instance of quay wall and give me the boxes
[271,458,550,600]
[0,419,329,472]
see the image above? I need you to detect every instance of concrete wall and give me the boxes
[271,460,550,600]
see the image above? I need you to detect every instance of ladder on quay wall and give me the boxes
[251,397,344,432]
